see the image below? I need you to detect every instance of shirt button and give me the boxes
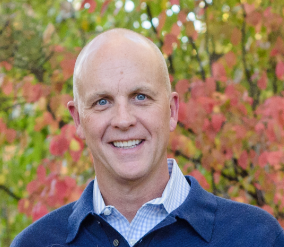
[104,208,111,216]
[129,239,136,246]
[113,239,119,246]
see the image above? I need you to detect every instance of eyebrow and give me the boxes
[130,86,158,96]
[84,85,158,104]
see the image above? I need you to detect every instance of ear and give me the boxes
[67,101,86,140]
[169,92,179,132]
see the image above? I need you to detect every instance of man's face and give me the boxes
[68,40,178,185]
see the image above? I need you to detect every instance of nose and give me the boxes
[111,102,137,130]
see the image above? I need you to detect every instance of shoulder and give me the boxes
[214,194,284,243]
[11,202,75,247]
[184,175,284,245]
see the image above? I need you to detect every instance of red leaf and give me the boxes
[170,23,180,37]
[257,71,267,90]
[258,151,268,168]
[267,151,282,166]
[246,11,262,27]
[170,0,179,5]
[178,10,187,24]
[190,170,210,190]
[276,61,284,80]
[61,124,77,141]
[261,205,274,216]
[49,135,69,156]
[212,62,227,82]
[162,34,177,55]
[243,3,255,15]
[175,79,189,95]
[101,0,111,16]
[32,202,49,222]
[211,114,225,132]
[238,150,248,170]
[5,128,16,143]
[27,180,39,195]
[205,77,216,96]
[178,101,187,124]
[81,0,96,13]
[37,165,46,181]
[0,61,12,71]
[22,82,43,103]
[56,180,68,199]
[2,80,13,95]
[0,118,7,132]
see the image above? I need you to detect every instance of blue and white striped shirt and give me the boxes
[93,159,190,246]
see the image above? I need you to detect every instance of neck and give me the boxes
[96,163,170,222]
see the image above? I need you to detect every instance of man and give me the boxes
[11,28,284,246]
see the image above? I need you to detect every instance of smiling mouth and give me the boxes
[112,139,143,149]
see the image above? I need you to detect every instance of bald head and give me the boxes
[73,28,171,106]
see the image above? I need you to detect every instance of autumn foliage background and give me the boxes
[1,0,284,245]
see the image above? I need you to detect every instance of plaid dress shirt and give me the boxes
[93,159,190,246]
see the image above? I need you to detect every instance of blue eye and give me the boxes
[136,94,146,100]
[98,99,108,105]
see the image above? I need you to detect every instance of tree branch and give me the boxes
[241,4,259,108]
[188,37,206,81]
[0,185,21,201]
[146,3,175,74]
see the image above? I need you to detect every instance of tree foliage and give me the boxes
[1,0,284,245]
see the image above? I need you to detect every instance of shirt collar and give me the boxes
[66,175,217,244]
[93,159,190,215]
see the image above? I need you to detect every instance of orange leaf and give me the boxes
[224,51,236,69]
[157,11,167,36]
[60,57,76,81]
[0,61,12,71]
[230,28,241,46]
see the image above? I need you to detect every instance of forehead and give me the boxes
[76,42,163,97]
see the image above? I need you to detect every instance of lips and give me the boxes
[112,139,143,149]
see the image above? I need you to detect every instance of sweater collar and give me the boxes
[66,180,95,243]
[170,176,217,242]
[66,176,217,243]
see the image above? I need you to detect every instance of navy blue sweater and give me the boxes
[11,176,284,246]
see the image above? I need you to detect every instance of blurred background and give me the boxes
[1,0,284,245]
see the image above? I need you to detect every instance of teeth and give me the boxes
[113,140,142,149]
